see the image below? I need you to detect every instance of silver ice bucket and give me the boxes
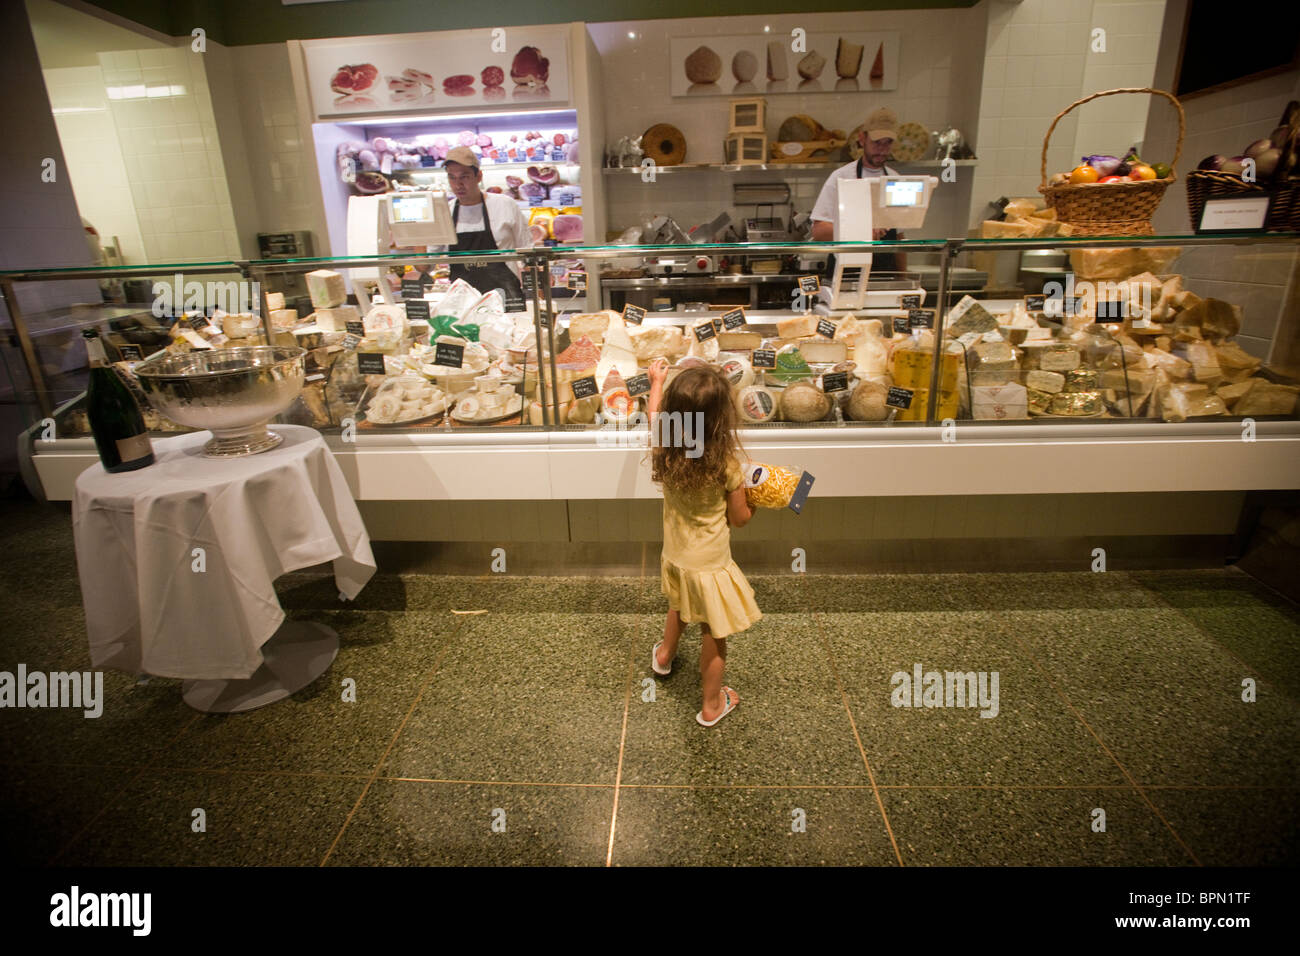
[135,345,306,457]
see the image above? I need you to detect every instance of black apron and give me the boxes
[825,159,900,282]
[450,197,527,312]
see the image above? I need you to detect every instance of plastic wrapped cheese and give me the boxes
[743,462,805,509]
[718,353,754,389]
[629,325,687,360]
[736,384,778,423]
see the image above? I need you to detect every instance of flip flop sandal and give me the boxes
[651,640,674,676]
[697,686,737,727]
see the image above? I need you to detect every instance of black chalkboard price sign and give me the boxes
[886,386,914,409]
[901,294,922,309]
[400,278,423,299]
[816,318,837,338]
[1024,294,1046,312]
[1095,299,1125,321]
[752,348,776,369]
[893,316,911,335]
[822,371,849,393]
[356,352,387,375]
[345,319,365,336]
[797,275,820,294]
[721,307,746,330]
[404,298,431,322]
[625,373,651,397]
[693,320,716,342]
[566,271,587,292]
[571,375,599,399]
[622,304,646,326]
[434,341,465,368]
[908,309,935,330]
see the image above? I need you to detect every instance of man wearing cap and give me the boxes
[439,145,534,310]
[810,107,906,273]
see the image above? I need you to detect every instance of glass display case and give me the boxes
[4,234,1298,503]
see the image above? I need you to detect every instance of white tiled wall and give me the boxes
[97,46,240,261]
[589,7,987,241]
[43,65,145,264]
[968,0,1165,229]
[222,43,325,253]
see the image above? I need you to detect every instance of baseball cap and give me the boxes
[865,107,898,142]
[444,146,480,169]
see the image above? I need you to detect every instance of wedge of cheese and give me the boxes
[569,311,616,344]
[777,314,817,339]
[595,317,637,382]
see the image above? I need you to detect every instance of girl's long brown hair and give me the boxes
[651,366,744,497]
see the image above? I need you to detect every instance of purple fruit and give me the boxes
[1198,154,1226,171]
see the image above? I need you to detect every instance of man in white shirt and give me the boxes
[439,146,534,310]
[810,107,906,272]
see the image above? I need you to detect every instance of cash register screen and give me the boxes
[884,179,924,207]
[391,195,433,223]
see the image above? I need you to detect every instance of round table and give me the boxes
[72,425,376,712]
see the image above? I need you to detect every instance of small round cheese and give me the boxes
[736,385,778,423]
[719,354,754,389]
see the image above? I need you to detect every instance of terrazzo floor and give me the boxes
[2,497,1298,867]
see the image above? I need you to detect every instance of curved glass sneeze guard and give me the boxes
[3,234,1298,436]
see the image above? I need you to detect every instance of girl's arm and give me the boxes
[726,485,755,528]
[646,358,668,421]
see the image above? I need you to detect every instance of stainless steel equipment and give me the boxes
[135,345,306,458]
[646,255,716,275]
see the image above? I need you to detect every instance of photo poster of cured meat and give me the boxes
[669,32,899,97]
[302,26,570,118]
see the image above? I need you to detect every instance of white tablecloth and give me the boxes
[73,425,375,680]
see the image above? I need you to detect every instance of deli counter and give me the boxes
[6,234,1299,562]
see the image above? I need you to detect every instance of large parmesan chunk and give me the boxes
[777,314,817,339]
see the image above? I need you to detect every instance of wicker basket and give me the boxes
[1039,87,1185,236]
[1186,168,1300,232]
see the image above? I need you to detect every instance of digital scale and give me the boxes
[346,190,457,310]
[827,175,938,312]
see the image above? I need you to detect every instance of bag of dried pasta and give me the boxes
[742,462,805,510]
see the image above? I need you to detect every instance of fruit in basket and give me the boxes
[1255,149,1281,179]
[1069,165,1100,184]
[1130,164,1157,180]
[1220,156,1246,176]
[1152,162,1172,179]
[1198,154,1227,171]
[1082,154,1121,176]
[1097,175,1127,184]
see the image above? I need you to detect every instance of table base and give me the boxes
[181,620,339,713]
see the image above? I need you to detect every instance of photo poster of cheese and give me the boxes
[671,32,898,97]
[302,26,571,118]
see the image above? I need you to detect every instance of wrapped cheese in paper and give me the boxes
[743,462,806,510]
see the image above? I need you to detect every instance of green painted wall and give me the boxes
[82,0,976,46]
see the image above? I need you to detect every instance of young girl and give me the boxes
[646,360,761,727]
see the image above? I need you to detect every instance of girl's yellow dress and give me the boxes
[660,457,762,638]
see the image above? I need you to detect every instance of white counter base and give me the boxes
[30,421,1300,503]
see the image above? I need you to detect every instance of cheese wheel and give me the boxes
[642,124,686,166]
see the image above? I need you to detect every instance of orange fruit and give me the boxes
[1069,165,1100,184]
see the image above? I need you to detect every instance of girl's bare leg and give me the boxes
[700,624,736,721]
[657,609,685,669]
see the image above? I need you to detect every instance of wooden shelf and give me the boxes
[602,159,977,175]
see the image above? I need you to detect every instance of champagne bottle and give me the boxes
[82,329,155,473]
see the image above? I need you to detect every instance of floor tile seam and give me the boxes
[1000,626,1205,867]
[607,540,650,868]
[1127,570,1297,693]
[811,602,906,868]
[318,614,468,867]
